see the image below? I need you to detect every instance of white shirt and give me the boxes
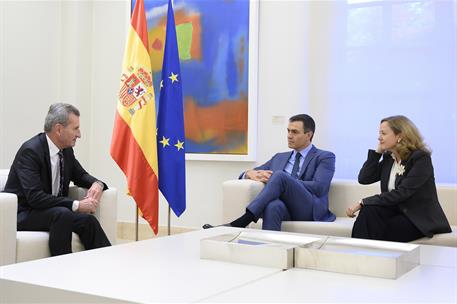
[388,154,405,191]
[45,135,79,211]
[46,135,61,196]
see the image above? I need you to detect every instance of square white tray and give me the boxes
[295,237,420,279]
[200,231,320,269]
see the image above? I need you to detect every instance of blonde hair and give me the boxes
[381,115,430,160]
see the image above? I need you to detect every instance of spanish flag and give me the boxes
[110,0,159,234]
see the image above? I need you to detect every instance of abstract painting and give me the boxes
[133,0,258,160]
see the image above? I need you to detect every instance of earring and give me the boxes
[397,138,401,143]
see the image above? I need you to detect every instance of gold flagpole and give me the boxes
[168,206,171,236]
[135,207,139,241]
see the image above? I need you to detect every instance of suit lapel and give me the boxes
[39,133,53,191]
[280,152,293,171]
[62,149,70,193]
[298,146,317,178]
[395,160,407,188]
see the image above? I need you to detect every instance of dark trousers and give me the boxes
[247,171,314,231]
[352,205,424,242]
[17,207,111,256]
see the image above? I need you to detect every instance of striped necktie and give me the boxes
[290,152,301,178]
[57,151,64,196]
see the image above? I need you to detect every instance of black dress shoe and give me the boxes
[202,223,232,229]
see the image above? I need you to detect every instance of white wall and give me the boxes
[0,0,337,231]
[0,0,95,166]
[1,0,63,166]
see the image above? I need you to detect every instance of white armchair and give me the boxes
[0,169,117,266]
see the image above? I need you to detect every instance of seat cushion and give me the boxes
[250,218,457,247]
[281,217,356,237]
[250,217,356,238]
[412,227,457,247]
[16,231,85,263]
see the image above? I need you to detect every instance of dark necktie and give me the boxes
[58,151,64,196]
[290,152,301,178]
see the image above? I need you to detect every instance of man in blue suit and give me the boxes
[204,114,336,231]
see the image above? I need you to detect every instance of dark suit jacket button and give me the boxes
[403,208,408,213]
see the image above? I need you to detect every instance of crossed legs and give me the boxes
[230,171,314,231]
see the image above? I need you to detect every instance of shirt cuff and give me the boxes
[95,180,104,189]
[72,200,79,212]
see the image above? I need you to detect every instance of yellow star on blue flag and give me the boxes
[169,72,179,83]
[174,140,184,151]
[159,136,170,148]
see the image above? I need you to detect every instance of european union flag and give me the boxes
[157,0,186,217]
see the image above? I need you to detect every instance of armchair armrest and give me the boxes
[0,193,18,266]
[222,179,264,223]
[68,186,118,245]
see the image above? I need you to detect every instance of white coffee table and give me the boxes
[0,227,281,303]
[203,246,457,303]
[1,227,456,303]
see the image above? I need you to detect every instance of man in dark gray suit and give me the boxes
[204,114,336,231]
[4,103,111,256]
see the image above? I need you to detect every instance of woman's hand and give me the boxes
[346,201,363,218]
[376,143,383,154]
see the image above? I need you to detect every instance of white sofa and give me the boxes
[0,169,117,266]
[223,179,457,247]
